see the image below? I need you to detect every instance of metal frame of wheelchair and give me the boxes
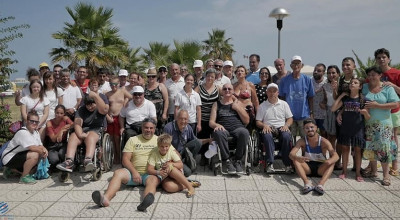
[59,129,114,182]
[211,128,259,176]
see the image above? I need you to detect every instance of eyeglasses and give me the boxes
[214,65,223,68]
[110,82,119,86]
[222,87,232,91]
[148,75,157,78]
[29,119,39,124]
[159,70,167,73]
[133,93,143,96]
[260,72,269,75]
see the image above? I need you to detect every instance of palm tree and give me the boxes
[123,47,145,73]
[170,40,203,71]
[50,2,129,76]
[202,29,235,60]
[141,42,170,68]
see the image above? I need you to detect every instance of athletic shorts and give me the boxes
[123,168,162,186]
[306,161,323,177]
[107,116,120,136]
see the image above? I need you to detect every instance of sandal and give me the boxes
[356,176,364,182]
[389,168,399,176]
[302,184,314,195]
[382,178,391,186]
[334,164,343,170]
[186,190,195,198]
[314,185,325,195]
[338,174,346,179]
[92,190,105,207]
[188,179,201,188]
[362,171,378,179]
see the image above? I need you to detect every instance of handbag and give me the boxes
[8,121,22,134]
[182,147,197,172]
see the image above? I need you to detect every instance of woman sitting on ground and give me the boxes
[1,110,48,184]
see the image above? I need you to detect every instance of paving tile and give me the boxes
[228,203,269,219]
[374,202,400,218]
[35,218,85,220]
[114,202,154,218]
[225,179,256,191]
[327,190,369,203]
[152,202,192,218]
[358,190,400,202]
[1,190,36,202]
[6,201,52,216]
[300,202,349,218]
[192,190,227,203]
[226,191,262,203]
[320,178,356,191]
[259,191,297,203]
[254,179,290,191]
[345,178,386,191]
[14,180,52,191]
[195,179,226,191]
[40,202,87,217]
[265,202,308,219]
[336,202,389,218]
[76,202,122,218]
[124,190,161,202]
[59,190,93,202]
[74,180,108,190]
[292,191,334,203]
[26,190,67,202]
[158,191,192,203]
[191,203,229,219]
[0,181,19,191]
[44,181,76,191]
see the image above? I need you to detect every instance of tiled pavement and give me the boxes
[1,159,400,220]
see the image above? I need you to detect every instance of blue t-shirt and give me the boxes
[279,73,315,120]
[246,71,260,84]
[163,121,197,153]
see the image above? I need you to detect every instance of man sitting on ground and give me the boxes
[289,118,338,195]
[256,83,293,172]
[91,118,160,211]
[209,83,250,174]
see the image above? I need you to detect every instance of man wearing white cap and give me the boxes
[118,69,130,88]
[119,86,157,145]
[193,60,204,88]
[213,59,231,88]
[165,63,185,122]
[279,55,315,140]
[256,83,293,172]
[223,60,237,84]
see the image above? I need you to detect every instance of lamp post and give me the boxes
[269,8,290,58]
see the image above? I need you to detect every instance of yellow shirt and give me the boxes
[148,145,181,170]
[123,135,158,174]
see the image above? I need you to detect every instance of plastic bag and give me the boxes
[33,158,50,180]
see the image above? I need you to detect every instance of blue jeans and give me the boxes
[261,129,292,166]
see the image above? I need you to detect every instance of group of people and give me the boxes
[1,47,399,210]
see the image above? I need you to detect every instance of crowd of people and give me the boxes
[1,48,399,210]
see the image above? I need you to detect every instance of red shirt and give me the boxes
[383,68,400,113]
[73,79,90,94]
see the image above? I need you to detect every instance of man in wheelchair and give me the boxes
[56,91,109,172]
[256,83,293,172]
[209,83,250,174]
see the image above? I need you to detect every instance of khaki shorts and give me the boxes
[392,111,400,128]
[290,120,305,138]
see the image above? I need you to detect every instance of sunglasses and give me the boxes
[110,82,119,86]
[133,93,143,96]
[260,72,269,75]
[148,75,157,78]
[214,65,223,68]
[222,87,232,91]
[29,119,39,124]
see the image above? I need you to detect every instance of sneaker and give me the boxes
[225,160,236,174]
[285,166,294,173]
[3,167,12,179]
[19,174,36,184]
[234,160,243,173]
[84,158,95,172]
[266,163,275,173]
[137,193,155,211]
[56,159,74,172]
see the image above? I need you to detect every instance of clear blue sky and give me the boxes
[2,0,400,80]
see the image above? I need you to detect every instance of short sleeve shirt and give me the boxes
[175,89,202,123]
[148,146,181,170]
[123,135,158,174]
[76,107,106,129]
[120,99,156,125]
[256,99,293,128]
[165,77,185,114]
[20,96,50,118]
[62,85,82,109]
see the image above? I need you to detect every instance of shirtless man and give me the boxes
[106,76,133,163]
[289,118,338,195]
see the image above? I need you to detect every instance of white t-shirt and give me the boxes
[1,127,42,165]
[175,89,202,123]
[214,75,231,88]
[120,99,157,125]
[45,88,64,120]
[20,96,50,119]
[62,85,82,109]
[98,81,112,94]
[165,77,185,114]
[256,99,293,128]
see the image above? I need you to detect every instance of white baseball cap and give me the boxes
[205,141,218,159]
[267,83,279,90]
[131,86,144,93]
[193,60,203,68]
[118,69,128,76]
[223,60,233,67]
[291,55,302,62]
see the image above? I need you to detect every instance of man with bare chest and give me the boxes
[106,76,132,164]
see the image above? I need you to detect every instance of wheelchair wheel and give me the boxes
[101,133,114,172]
[92,167,102,181]
[248,129,259,167]
[59,171,70,182]
[213,168,218,176]
[246,167,251,176]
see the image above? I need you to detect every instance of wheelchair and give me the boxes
[256,128,294,174]
[211,126,259,176]
[59,128,114,182]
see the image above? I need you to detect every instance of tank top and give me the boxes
[199,84,219,121]
[304,136,326,162]
[145,85,164,115]
[216,101,245,132]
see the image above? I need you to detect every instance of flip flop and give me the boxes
[186,190,195,198]
[338,174,346,179]
[92,190,105,207]
[389,168,399,176]
[382,178,391,186]
[302,184,314,195]
[188,179,201,188]
[314,185,325,195]
[356,176,364,182]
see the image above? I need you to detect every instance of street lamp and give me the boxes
[269,8,290,58]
